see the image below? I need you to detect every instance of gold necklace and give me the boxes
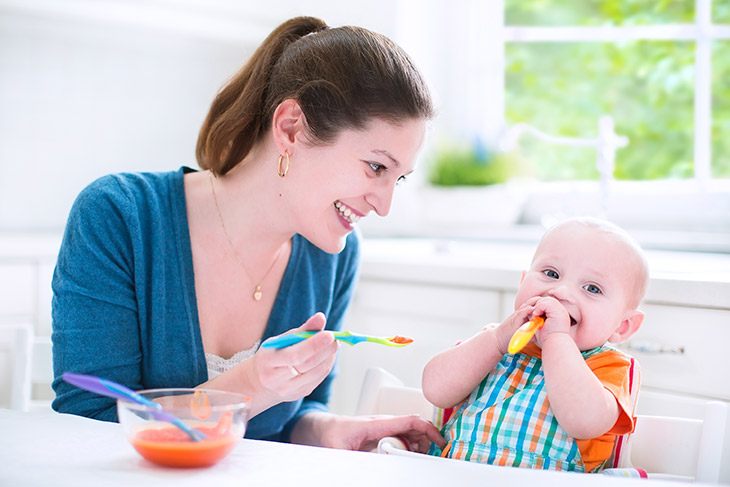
[208,172,283,302]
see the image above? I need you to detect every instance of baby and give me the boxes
[423,217,648,472]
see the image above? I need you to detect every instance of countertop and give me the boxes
[360,238,730,310]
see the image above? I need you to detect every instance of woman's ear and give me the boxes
[609,310,644,344]
[271,98,306,153]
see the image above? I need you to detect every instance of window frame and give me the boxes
[382,0,730,253]
[502,0,730,183]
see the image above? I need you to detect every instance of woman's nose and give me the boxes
[366,184,395,217]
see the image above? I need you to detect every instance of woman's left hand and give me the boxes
[317,414,446,453]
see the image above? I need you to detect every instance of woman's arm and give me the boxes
[283,232,361,443]
[51,177,142,421]
[289,412,445,452]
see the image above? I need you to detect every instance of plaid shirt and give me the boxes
[430,344,636,472]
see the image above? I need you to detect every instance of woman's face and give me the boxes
[288,117,426,253]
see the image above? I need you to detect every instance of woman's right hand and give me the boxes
[244,312,338,412]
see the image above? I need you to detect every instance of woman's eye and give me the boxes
[368,162,386,175]
[543,269,559,279]
[584,284,603,295]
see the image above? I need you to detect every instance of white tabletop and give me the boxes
[0,409,684,487]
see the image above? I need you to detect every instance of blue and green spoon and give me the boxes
[262,330,414,349]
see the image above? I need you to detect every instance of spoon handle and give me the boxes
[62,372,206,442]
[507,316,545,354]
[262,331,393,349]
[62,373,159,408]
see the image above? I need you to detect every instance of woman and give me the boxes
[52,16,443,452]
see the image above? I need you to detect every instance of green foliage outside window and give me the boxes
[504,1,730,181]
[714,42,730,177]
[506,0,693,26]
[715,1,730,23]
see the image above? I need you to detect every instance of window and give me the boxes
[504,0,729,181]
[374,1,730,252]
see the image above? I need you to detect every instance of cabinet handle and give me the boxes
[621,340,685,355]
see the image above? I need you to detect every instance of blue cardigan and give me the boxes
[51,167,360,442]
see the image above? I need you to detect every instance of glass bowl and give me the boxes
[117,388,250,468]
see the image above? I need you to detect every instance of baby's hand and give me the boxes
[532,296,572,341]
[492,298,540,354]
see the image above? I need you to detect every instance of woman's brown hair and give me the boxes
[196,16,433,175]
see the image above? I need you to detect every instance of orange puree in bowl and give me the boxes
[131,425,236,468]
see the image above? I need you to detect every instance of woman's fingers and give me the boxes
[297,311,327,331]
[369,415,445,448]
[287,353,337,396]
[250,311,339,402]
[291,336,337,373]
[270,331,336,371]
[265,312,335,366]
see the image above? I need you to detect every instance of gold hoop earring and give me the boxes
[277,151,290,177]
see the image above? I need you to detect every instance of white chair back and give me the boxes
[11,325,53,411]
[617,401,728,483]
[356,367,434,420]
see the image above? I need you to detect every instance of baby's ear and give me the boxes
[609,310,644,344]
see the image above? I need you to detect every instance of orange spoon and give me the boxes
[507,316,545,354]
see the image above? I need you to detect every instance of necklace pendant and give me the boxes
[253,285,263,302]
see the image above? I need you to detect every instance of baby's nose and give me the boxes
[547,285,572,301]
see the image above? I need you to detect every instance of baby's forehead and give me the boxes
[542,221,630,247]
[537,224,638,269]
[536,221,648,299]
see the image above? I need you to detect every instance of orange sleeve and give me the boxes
[585,350,638,435]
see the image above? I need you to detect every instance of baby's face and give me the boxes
[514,224,640,350]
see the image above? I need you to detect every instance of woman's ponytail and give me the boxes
[196,17,327,175]
[196,16,432,175]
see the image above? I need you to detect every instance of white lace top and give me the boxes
[204,340,260,379]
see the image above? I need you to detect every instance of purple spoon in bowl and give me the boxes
[62,372,206,442]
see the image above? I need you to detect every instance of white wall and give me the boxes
[0,0,400,232]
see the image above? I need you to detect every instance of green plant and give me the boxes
[428,145,514,186]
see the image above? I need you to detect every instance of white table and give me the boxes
[0,409,684,487]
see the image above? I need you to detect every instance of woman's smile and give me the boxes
[334,200,363,229]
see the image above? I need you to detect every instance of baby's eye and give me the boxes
[584,284,603,295]
[543,269,559,279]
[396,175,408,186]
[368,162,386,175]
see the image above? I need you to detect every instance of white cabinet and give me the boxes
[0,264,35,320]
[0,235,61,408]
[622,304,730,400]
[332,280,504,415]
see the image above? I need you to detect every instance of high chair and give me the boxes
[10,325,54,411]
[356,367,441,459]
[612,400,727,483]
[355,366,434,420]
[357,366,729,482]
